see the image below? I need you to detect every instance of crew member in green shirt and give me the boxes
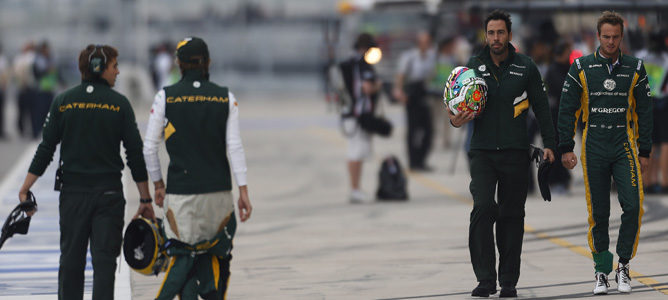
[17,44,155,300]
[449,10,556,298]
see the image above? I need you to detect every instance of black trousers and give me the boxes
[17,88,34,136]
[31,91,53,138]
[405,82,433,168]
[0,90,5,136]
[468,149,529,287]
[549,108,571,186]
[58,189,125,300]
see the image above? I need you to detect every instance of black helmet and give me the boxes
[123,218,169,275]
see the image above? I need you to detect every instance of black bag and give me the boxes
[359,113,393,137]
[376,156,408,201]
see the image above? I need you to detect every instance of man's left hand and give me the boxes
[639,157,650,175]
[543,148,555,163]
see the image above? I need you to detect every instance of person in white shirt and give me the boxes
[393,31,437,170]
[13,42,36,137]
[143,37,251,299]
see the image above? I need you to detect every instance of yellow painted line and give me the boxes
[524,225,592,259]
[410,172,668,295]
[408,171,471,204]
[308,126,668,294]
[308,127,346,146]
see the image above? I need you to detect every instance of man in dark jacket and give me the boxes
[545,39,574,192]
[449,10,556,298]
[17,44,155,300]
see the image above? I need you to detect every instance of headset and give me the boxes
[88,45,107,76]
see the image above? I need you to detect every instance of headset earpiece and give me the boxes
[88,45,107,76]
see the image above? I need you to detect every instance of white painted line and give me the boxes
[115,236,132,299]
[0,142,38,212]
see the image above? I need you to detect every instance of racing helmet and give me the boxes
[443,66,488,117]
[123,218,169,275]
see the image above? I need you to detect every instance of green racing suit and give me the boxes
[558,47,652,274]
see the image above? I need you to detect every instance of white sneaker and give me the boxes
[593,272,609,295]
[616,263,632,293]
[349,190,369,204]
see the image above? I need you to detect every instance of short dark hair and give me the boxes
[438,36,456,51]
[597,11,624,35]
[553,39,572,56]
[484,9,512,33]
[353,33,377,51]
[177,56,210,74]
[78,44,118,81]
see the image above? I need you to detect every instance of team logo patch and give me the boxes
[478,65,486,72]
[603,79,616,91]
[86,85,94,93]
[193,81,201,88]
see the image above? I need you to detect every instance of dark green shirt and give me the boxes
[466,44,556,151]
[163,70,231,194]
[28,78,148,189]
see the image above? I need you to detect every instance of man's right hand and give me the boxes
[562,152,578,169]
[18,189,36,217]
[448,109,474,127]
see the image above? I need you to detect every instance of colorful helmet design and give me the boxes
[443,66,488,117]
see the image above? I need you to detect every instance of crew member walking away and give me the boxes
[143,37,252,299]
[17,44,155,300]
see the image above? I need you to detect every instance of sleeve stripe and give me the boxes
[568,73,582,88]
[635,75,648,87]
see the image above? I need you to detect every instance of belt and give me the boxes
[588,124,627,129]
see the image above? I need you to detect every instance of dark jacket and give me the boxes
[466,44,556,151]
[29,78,147,190]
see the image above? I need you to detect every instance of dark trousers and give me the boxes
[468,149,529,287]
[58,189,125,300]
[550,108,571,186]
[17,88,34,137]
[0,90,5,136]
[31,91,53,138]
[405,82,433,168]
